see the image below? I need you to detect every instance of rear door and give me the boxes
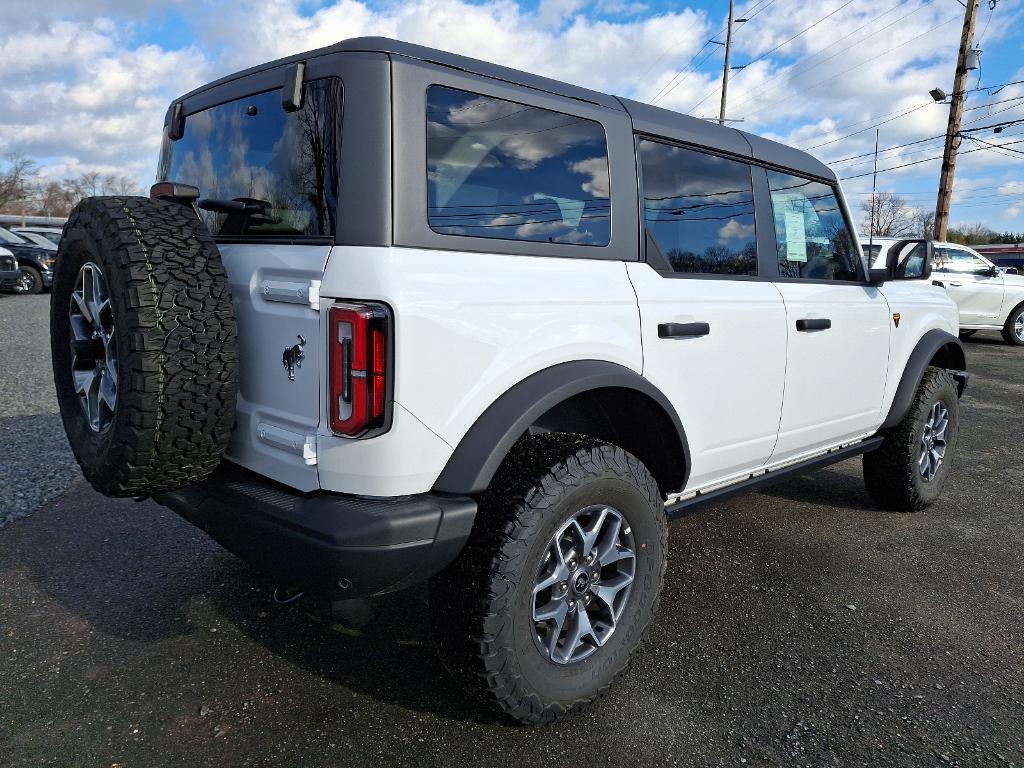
[629,139,787,491]
[764,169,892,461]
[160,76,345,491]
[934,245,1005,323]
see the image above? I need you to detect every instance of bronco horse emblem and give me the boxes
[282,335,306,381]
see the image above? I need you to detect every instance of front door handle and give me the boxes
[948,282,963,287]
[795,318,831,332]
[658,322,710,338]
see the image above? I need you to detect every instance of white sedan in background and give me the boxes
[864,237,1024,346]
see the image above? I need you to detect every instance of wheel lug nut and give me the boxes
[559,581,568,592]
[568,599,576,610]
[568,560,577,570]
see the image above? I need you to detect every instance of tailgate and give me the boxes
[219,243,330,491]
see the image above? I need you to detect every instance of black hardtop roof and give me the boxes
[176,36,834,182]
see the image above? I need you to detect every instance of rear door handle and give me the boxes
[795,318,831,332]
[658,322,710,338]
[949,282,963,287]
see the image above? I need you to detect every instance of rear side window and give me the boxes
[934,246,991,274]
[162,77,342,239]
[639,140,757,276]
[426,85,611,246]
[767,171,860,282]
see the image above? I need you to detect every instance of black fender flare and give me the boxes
[431,360,691,495]
[880,329,967,430]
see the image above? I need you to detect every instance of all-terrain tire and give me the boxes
[1000,302,1024,346]
[863,367,960,512]
[431,434,667,725]
[50,196,238,497]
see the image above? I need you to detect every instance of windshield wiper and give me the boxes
[197,198,267,214]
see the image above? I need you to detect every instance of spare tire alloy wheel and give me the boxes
[69,262,117,432]
[532,504,636,665]
[51,196,238,497]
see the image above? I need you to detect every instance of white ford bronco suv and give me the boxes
[50,38,969,725]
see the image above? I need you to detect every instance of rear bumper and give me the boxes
[154,463,476,598]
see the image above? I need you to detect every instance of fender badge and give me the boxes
[283,334,306,381]
[892,312,901,328]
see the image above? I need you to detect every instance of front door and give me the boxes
[763,169,892,461]
[934,245,1005,324]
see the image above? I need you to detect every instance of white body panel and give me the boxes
[315,245,643,495]
[771,283,891,460]
[626,264,788,490]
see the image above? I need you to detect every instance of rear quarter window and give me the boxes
[161,77,342,239]
[425,85,611,247]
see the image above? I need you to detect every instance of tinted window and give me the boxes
[640,140,756,275]
[426,86,610,246]
[768,171,860,281]
[163,78,342,239]
[935,247,990,274]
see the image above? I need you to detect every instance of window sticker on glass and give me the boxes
[784,211,807,263]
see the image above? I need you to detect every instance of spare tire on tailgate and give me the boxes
[50,196,238,497]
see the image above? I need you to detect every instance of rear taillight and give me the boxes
[328,302,391,437]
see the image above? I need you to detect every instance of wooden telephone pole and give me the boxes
[933,0,981,241]
[719,0,736,125]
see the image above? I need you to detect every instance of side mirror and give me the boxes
[886,239,933,281]
[868,267,891,285]
[987,265,1000,277]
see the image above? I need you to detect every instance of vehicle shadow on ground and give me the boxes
[757,464,881,513]
[14,482,497,724]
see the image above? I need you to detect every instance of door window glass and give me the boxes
[934,247,991,275]
[767,171,860,281]
[639,140,757,276]
[426,86,610,246]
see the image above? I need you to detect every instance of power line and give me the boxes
[737,13,962,121]
[839,136,1024,179]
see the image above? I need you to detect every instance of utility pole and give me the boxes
[869,129,880,257]
[933,0,980,241]
[719,0,735,126]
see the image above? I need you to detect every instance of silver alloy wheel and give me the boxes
[16,269,34,293]
[69,262,118,432]
[531,504,636,665]
[918,400,949,482]
[1014,310,1024,342]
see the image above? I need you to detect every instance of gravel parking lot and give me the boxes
[1,293,1022,767]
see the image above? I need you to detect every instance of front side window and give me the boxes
[934,247,991,275]
[162,78,342,239]
[426,86,610,246]
[768,171,860,282]
[640,140,756,276]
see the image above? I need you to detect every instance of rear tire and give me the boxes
[863,367,960,512]
[50,196,238,497]
[431,434,667,725]
[1001,303,1024,346]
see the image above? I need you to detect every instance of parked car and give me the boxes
[0,227,53,294]
[0,247,18,283]
[12,226,63,247]
[11,229,59,251]
[51,37,968,725]
[864,237,1024,345]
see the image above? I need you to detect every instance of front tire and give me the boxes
[16,265,43,294]
[863,367,960,511]
[431,435,667,725]
[1001,303,1024,346]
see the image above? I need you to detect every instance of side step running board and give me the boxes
[665,436,884,519]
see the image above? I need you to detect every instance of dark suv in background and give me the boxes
[0,227,54,294]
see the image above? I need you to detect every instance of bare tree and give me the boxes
[0,153,39,212]
[911,209,935,239]
[101,174,141,196]
[860,192,915,237]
